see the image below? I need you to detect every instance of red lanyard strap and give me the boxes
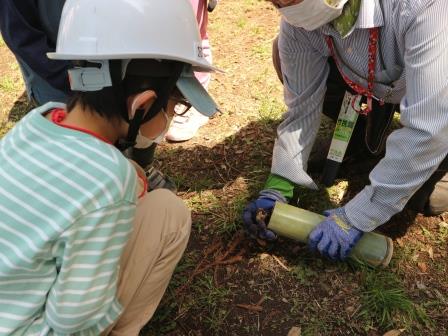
[325,28,383,115]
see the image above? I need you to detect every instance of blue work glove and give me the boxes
[242,189,287,241]
[308,208,363,261]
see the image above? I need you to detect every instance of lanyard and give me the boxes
[325,27,384,115]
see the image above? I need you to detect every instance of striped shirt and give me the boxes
[273,0,448,231]
[0,103,138,335]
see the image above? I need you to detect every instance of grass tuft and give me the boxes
[258,96,285,125]
[0,77,20,93]
[212,193,249,236]
[359,270,430,329]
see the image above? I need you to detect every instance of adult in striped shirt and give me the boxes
[0,0,219,335]
[243,0,447,260]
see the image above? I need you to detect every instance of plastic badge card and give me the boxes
[322,91,361,186]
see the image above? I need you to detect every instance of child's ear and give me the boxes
[129,90,158,119]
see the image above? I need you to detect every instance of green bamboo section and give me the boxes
[268,202,393,267]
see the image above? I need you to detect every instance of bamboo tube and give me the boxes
[268,202,393,267]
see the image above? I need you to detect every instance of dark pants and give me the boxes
[272,37,448,215]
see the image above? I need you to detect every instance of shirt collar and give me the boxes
[323,0,384,38]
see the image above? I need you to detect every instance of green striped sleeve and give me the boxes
[44,203,135,335]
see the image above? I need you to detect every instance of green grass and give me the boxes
[289,261,318,285]
[438,222,448,243]
[250,42,271,60]
[0,76,20,93]
[236,17,247,29]
[194,275,232,332]
[186,191,219,212]
[359,270,430,329]
[149,272,232,334]
[211,193,249,235]
[258,96,285,125]
[143,251,200,335]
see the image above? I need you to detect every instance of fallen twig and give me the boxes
[272,255,290,271]
[213,265,220,287]
[216,230,244,262]
[255,296,266,306]
[236,304,263,312]
[215,255,243,265]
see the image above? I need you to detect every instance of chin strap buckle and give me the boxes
[68,60,112,92]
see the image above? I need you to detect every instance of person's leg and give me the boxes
[408,154,448,216]
[127,144,177,192]
[165,38,212,142]
[165,0,212,142]
[103,189,191,336]
[16,57,68,105]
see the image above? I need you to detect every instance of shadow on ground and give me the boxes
[143,119,436,336]
[7,91,34,122]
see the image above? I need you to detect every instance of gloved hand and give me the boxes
[242,189,287,241]
[207,0,219,12]
[308,208,363,261]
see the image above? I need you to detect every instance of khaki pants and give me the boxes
[103,189,191,336]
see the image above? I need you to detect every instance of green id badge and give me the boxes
[322,91,361,186]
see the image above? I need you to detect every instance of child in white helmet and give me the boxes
[0,0,219,335]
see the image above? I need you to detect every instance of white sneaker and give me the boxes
[165,105,209,142]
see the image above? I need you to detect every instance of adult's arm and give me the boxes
[271,19,330,189]
[0,0,70,92]
[345,0,448,231]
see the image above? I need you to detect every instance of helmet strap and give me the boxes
[116,61,184,151]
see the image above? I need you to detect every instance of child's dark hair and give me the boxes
[67,60,132,120]
[66,87,126,120]
[66,59,184,122]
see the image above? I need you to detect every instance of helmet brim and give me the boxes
[176,69,220,118]
[47,52,223,73]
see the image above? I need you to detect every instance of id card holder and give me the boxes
[321,91,361,186]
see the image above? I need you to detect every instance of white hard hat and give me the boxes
[48,0,221,118]
[48,0,216,73]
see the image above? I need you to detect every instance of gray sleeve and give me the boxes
[271,20,330,190]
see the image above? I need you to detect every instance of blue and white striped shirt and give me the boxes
[273,0,448,231]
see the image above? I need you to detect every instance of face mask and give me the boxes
[134,110,172,149]
[128,90,173,149]
[278,0,348,31]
